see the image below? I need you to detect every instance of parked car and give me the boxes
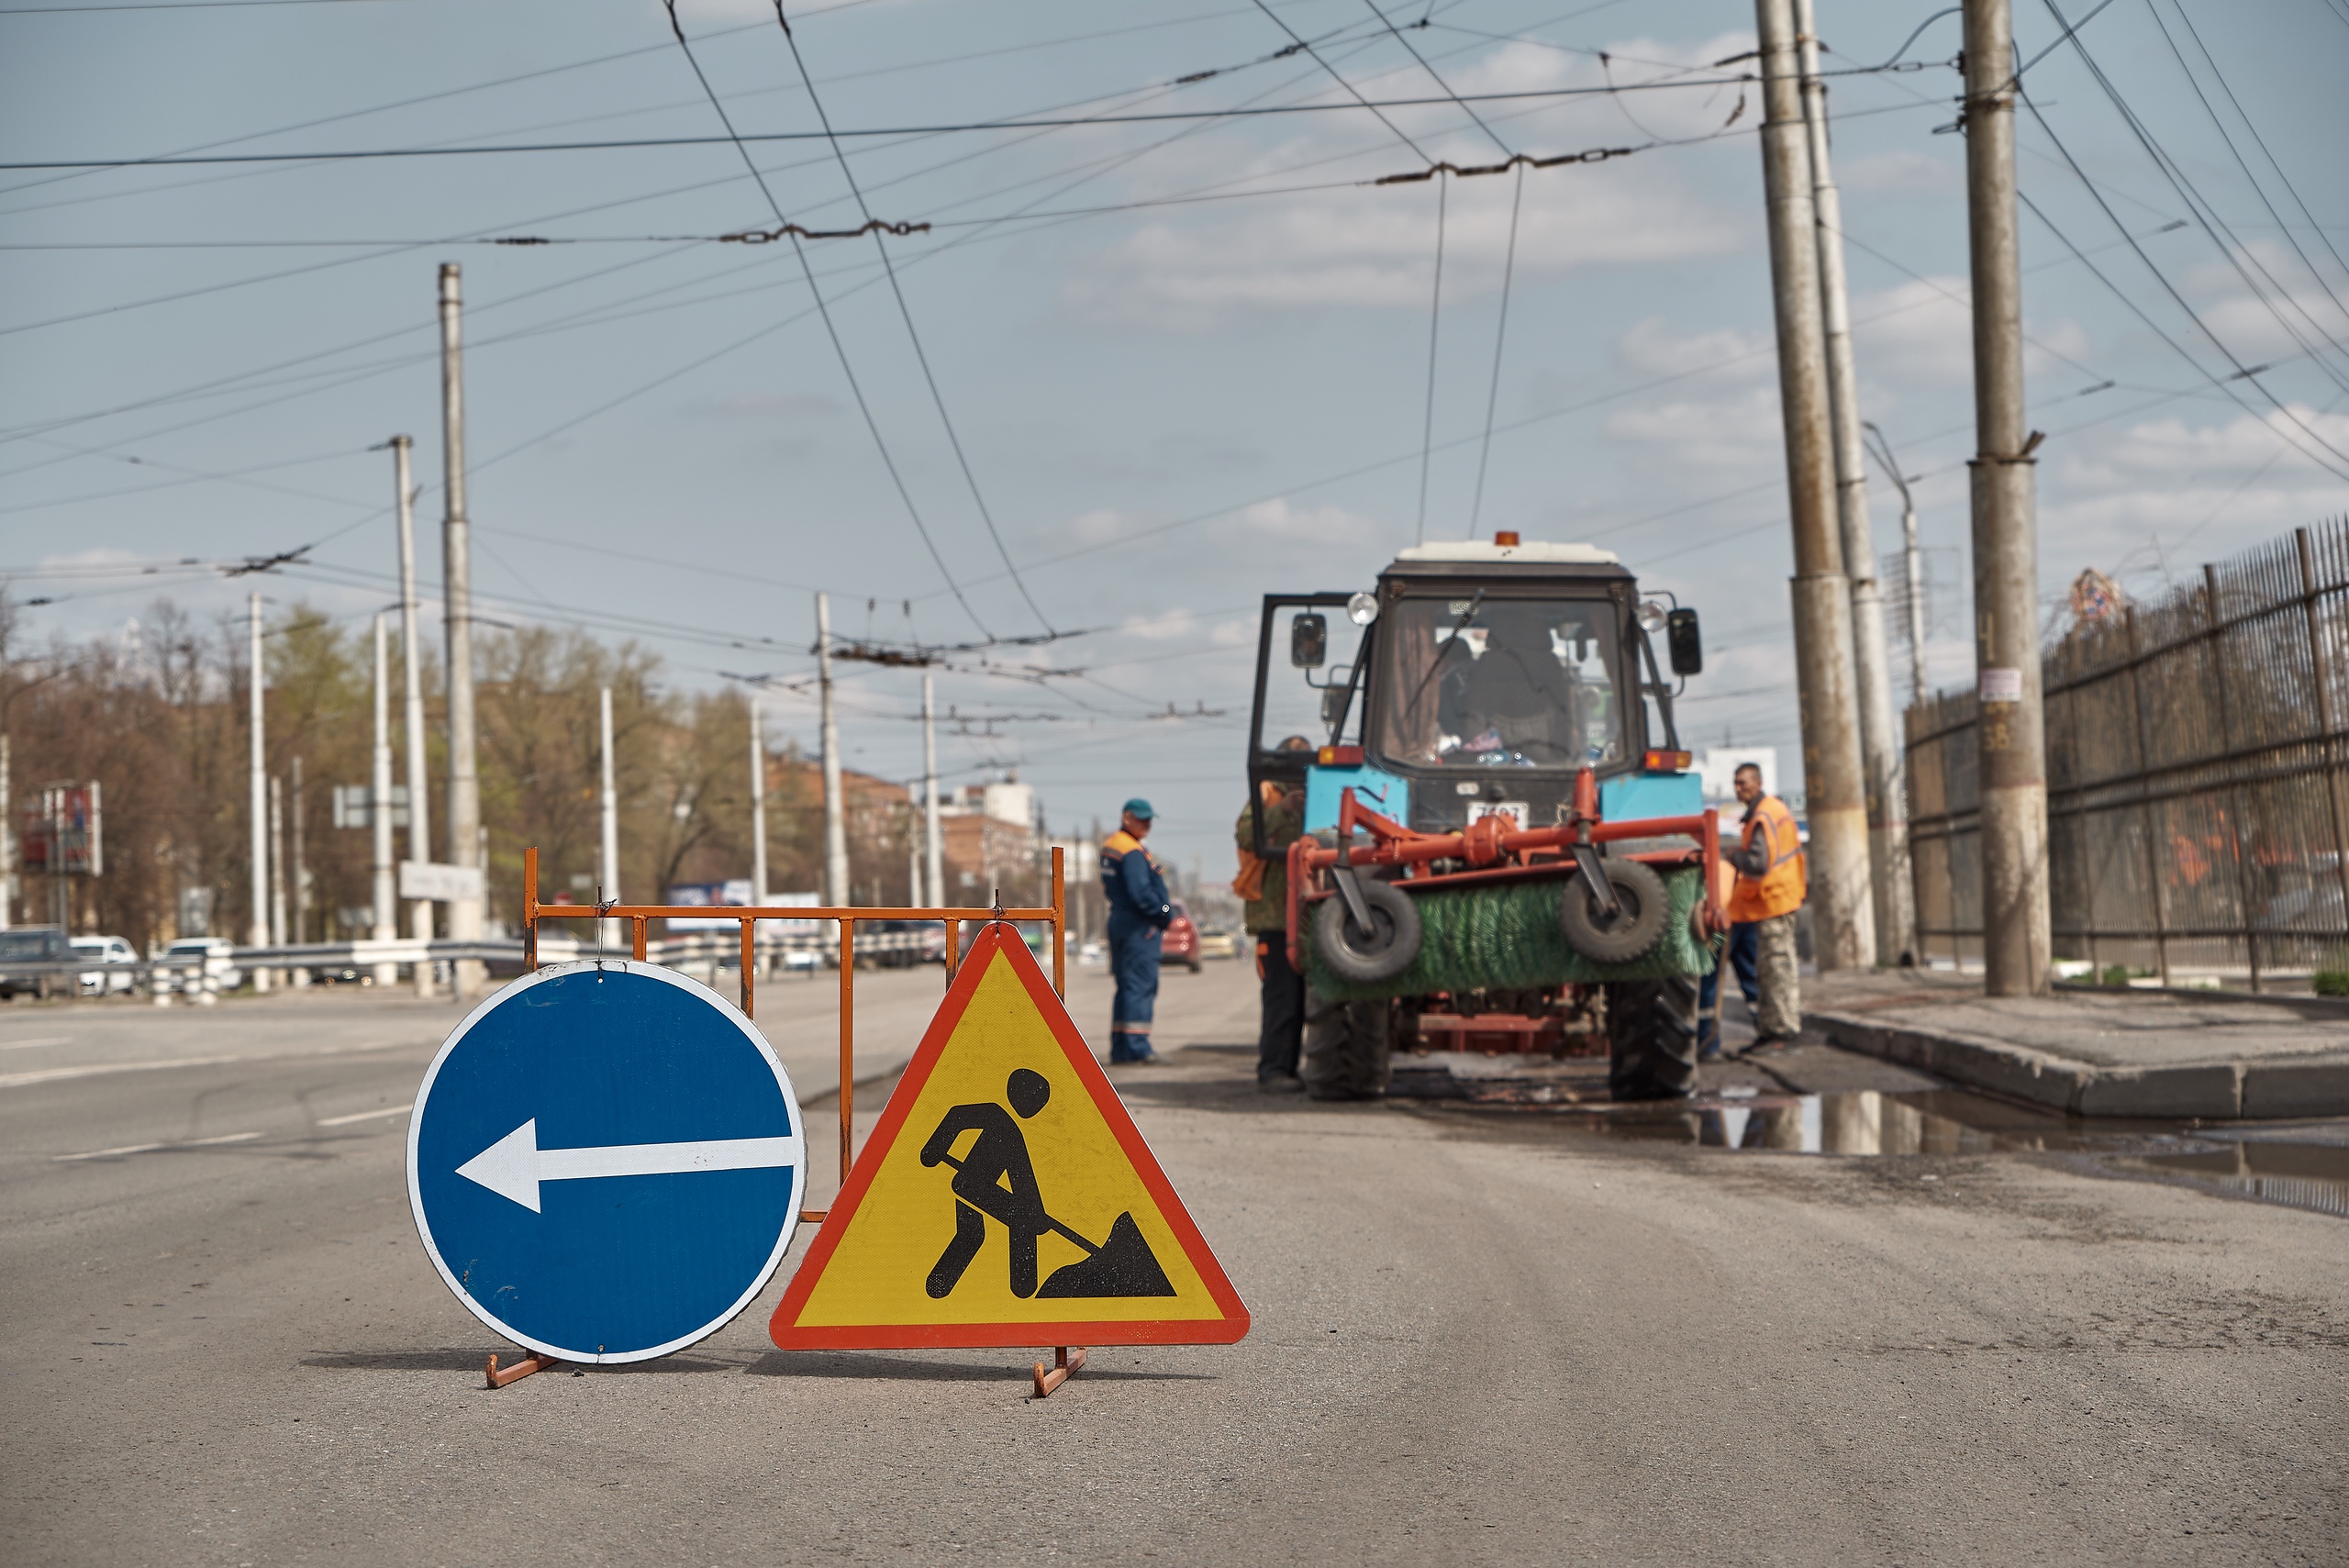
[1160,900,1202,973]
[1195,927,1241,962]
[72,935,139,995]
[157,936,243,994]
[0,926,72,999]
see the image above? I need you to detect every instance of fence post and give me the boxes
[2298,526,2349,978]
[2123,606,2170,986]
[2202,564,2259,992]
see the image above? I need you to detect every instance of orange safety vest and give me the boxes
[1725,794,1807,923]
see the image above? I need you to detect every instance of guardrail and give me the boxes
[0,925,961,1004]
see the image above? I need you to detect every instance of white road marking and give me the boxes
[55,1130,262,1162]
[454,1118,803,1213]
[0,1037,72,1051]
[0,1038,423,1092]
[1,1054,246,1091]
[317,1104,411,1127]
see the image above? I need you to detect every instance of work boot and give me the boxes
[1256,1073,1306,1095]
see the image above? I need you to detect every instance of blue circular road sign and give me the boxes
[407,961,805,1363]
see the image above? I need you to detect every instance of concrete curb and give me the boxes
[1809,1010,2349,1119]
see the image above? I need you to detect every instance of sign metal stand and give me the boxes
[495,846,1073,1391]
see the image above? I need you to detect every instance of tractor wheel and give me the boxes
[1310,879,1422,984]
[1301,991,1395,1100]
[1605,974,1699,1101]
[1560,858,1671,964]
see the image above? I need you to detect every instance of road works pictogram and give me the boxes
[769,923,1247,1350]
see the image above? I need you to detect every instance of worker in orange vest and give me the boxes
[1720,762,1806,1053]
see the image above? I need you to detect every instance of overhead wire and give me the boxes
[767,0,1052,636]
[2038,0,2349,390]
[1464,161,1526,539]
[2143,0,2349,343]
[1413,172,1448,546]
[2011,86,2349,477]
[657,0,994,639]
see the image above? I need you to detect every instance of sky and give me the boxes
[5,0,2348,884]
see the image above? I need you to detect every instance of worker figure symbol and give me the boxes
[918,1068,1176,1301]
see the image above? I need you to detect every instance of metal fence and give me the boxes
[1906,518,2349,987]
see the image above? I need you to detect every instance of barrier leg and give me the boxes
[1031,1345,1086,1398]
[485,1351,561,1387]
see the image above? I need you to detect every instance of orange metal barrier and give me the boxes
[519,843,1066,1223]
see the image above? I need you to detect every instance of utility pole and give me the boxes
[390,434,435,996]
[269,775,287,949]
[1963,0,2050,995]
[247,593,272,992]
[1796,0,1912,965]
[439,262,484,1000]
[817,593,849,908]
[1754,0,1876,969]
[371,613,398,986]
[749,692,769,904]
[599,685,620,953]
[290,756,307,945]
[0,733,10,929]
[1865,422,1932,704]
[921,667,943,906]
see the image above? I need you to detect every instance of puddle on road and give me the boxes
[1403,1069,2349,1218]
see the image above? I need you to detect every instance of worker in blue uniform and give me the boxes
[1099,797,1174,1063]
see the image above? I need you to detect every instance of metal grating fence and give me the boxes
[1905,519,2349,987]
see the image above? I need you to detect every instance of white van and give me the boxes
[72,936,139,995]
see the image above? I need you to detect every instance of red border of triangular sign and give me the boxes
[768,922,1251,1350]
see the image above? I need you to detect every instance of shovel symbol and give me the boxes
[918,1070,1175,1300]
[935,1151,1177,1299]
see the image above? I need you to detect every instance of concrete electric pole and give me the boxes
[1963,0,2051,995]
[1753,0,1876,969]
[439,263,484,999]
[0,733,11,930]
[816,593,849,909]
[1795,0,1913,965]
[390,434,435,995]
[248,593,272,992]
[371,613,398,986]
[921,667,943,906]
[269,775,287,948]
[599,685,620,953]
[749,692,769,905]
[290,756,307,945]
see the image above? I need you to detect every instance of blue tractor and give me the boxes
[1245,534,1725,1100]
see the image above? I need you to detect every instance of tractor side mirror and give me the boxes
[1320,685,1350,728]
[1290,613,1328,668]
[1666,608,1703,675]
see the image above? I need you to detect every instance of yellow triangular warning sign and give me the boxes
[770,923,1249,1350]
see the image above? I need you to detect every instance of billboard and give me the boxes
[20,783,101,877]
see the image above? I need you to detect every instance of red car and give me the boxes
[1159,900,1202,973]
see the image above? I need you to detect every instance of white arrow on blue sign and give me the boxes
[406,960,805,1363]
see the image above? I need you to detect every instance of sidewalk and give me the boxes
[1804,969,2349,1118]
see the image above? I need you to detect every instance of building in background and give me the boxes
[938,772,1041,904]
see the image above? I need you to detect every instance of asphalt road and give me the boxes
[1,962,2343,1566]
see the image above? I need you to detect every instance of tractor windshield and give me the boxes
[1369,595,1626,770]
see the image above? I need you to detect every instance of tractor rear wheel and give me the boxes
[1605,974,1698,1100]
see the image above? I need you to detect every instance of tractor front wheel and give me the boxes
[1605,974,1698,1101]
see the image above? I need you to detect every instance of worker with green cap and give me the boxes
[1099,797,1173,1063]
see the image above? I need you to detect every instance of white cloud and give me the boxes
[1059,38,1751,331]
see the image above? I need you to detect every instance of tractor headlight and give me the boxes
[1635,599,1669,634]
[1346,591,1380,627]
